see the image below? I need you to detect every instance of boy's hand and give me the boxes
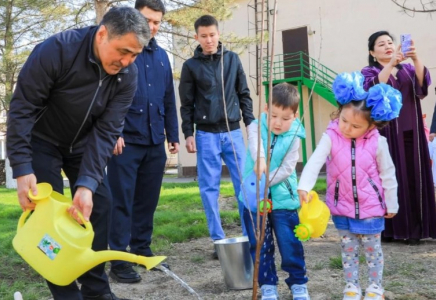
[298,190,310,206]
[254,157,266,179]
[385,213,396,219]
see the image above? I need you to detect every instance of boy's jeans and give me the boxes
[244,208,308,288]
[196,129,247,240]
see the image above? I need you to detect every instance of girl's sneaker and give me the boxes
[343,283,362,300]
[364,283,384,300]
[291,284,310,300]
[261,284,279,300]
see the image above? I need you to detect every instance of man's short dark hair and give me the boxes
[272,83,300,113]
[100,6,150,47]
[194,15,218,33]
[135,0,166,15]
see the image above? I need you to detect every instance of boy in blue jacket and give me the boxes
[240,83,310,300]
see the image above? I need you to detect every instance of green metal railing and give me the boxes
[263,51,337,100]
[261,51,338,164]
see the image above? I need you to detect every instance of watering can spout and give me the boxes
[91,250,166,271]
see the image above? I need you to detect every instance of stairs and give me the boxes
[263,51,337,107]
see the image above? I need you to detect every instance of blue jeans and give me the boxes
[196,129,247,240]
[244,208,308,288]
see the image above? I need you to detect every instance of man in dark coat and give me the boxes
[107,0,179,283]
[7,7,149,300]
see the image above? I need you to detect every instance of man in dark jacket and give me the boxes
[107,0,179,283]
[6,7,149,300]
[179,15,254,257]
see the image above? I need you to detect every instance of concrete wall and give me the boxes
[174,0,436,174]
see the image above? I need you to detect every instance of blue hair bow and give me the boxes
[332,71,402,122]
[332,72,368,105]
[366,83,402,121]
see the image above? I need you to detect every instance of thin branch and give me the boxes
[391,0,436,12]
[168,0,204,9]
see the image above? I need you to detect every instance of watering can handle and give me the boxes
[300,190,318,216]
[17,209,32,230]
[300,198,308,217]
[76,210,93,232]
[16,208,93,231]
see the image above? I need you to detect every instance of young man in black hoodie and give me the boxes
[179,15,254,258]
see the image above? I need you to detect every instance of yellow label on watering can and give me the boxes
[13,183,166,286]
[294,191,330,241]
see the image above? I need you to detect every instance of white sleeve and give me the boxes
[297,133,332,192]
[247,122,265,161]
[376,136,399,213]
[269,139,300,186]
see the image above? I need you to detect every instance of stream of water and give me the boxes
[156,266,203,300]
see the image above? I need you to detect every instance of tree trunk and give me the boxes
[94,0,110,24]
[2,1,15,113]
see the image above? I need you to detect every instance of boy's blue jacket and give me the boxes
[122,38,179,145]
[239,113,306,211]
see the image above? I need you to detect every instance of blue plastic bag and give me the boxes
[239,172,267,212]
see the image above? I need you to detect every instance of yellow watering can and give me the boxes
[13,183,166,286]
[294,191,330,242]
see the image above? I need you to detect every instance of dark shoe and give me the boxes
[84,292,130,300]
[212,250,218,260]
[109,262,141,283]
[381,236,393,243]
[405,238,421,245]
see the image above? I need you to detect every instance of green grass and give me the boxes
[0,179,326,299]
[312,178,326,194]
[329,254,366,270]
[0,187,50,299]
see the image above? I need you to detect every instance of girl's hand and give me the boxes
[254,158,266,179]
[404,40,418,61]
[385,213,396,219]
[298,190,310,206]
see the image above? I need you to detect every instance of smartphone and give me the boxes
[400,34,412,53]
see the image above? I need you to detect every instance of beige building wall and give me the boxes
[174,0,436,175]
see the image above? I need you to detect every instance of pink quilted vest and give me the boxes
[325,120,386,219]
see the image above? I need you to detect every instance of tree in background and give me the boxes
[164,0,257,65]
[0,0,255,114]
[0,0,95,114]
[391,0,436,15]
[93,0,257,77]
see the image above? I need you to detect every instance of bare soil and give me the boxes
[110,195,436,300]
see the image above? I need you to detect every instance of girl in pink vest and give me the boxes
[298,72,401,300]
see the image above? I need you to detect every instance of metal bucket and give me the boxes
[214,236,253,290]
